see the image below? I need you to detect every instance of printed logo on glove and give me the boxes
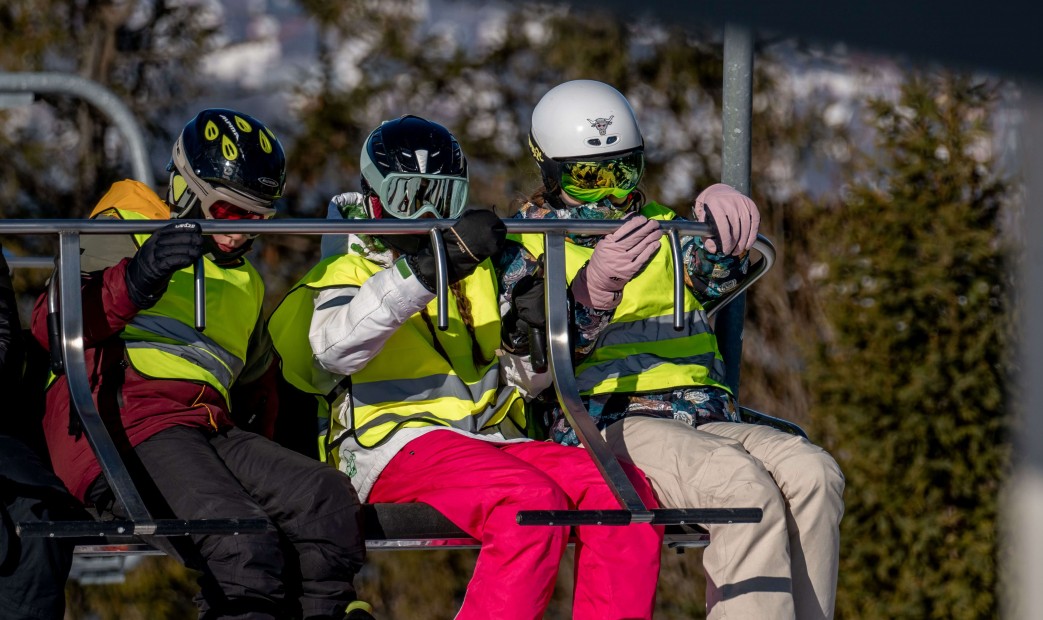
[125,221,204,309]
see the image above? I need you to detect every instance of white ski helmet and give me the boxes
[528,80,645,200]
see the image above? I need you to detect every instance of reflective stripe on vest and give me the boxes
[124,315,243,390]
[513,201,730,396]
[269,254,524,449]
[109,208,263,404]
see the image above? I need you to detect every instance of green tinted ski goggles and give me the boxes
[560,151,645,203]
[378,173,469,219]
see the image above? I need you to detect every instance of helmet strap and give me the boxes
[167,170,201,219]
[179,201,204,220]
[368,194,384,219]
[377,233,427,257]
[360,178,385,219]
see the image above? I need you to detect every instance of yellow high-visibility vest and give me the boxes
[269,253,524,455]
[84,182,264,405]
[513,202,730,396]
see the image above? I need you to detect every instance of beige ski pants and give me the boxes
[603,417,845,620]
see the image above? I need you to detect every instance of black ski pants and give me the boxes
[0,435,84,620]
[95,425,366,620]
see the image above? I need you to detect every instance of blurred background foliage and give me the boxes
[1,0,1016,618]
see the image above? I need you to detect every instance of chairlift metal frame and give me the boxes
[7,217,779,551]
[2,24,809,558]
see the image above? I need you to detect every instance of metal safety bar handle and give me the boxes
[429,228,449,331]
[194,257,205,332]
[2,217,775,336]
[57,232,157,533]
[541,231,655,522]
[8,219,775,530]
[187,223,458,335]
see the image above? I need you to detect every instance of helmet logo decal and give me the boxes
[587,115,615,136]
[204,120,220,141]
[258,177,279,188]
[528,135,544,163]
[415,149,429,174]
[222,135,239,160]
[259,131,273,154]
[234,116,253,132]
[217,114,240,140]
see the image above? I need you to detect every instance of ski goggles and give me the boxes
[377,172,469,219]
[559,151,645,203]
[209,200,271,221]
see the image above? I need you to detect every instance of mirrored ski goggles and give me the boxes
[377,173,469,219]
[196,187,274,240]
[559,151,645,203]
[209,200,271,221]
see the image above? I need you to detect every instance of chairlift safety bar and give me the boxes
[2,219,772,537]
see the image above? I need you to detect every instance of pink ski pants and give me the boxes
[368,430,664,620]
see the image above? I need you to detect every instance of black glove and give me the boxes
[502,274,546,356]
[407,209,507,290]
[513,274,546,329]
[125,221,203,309]
[0,245,19,379]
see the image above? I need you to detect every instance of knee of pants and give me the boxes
[308,467,362,513]
[715,451,788,516]
[502,473,571,512]
[690,440,781,503]
[292,469,365,560]
[778,448,846,509]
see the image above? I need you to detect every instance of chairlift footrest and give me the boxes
[516,507,762,526]
[17,518,271,538]
[650,507,763,525]
[517,510,635,526]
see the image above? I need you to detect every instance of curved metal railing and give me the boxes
[3,218,773,538]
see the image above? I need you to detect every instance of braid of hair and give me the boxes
[420,280,493,372]
[450,280,493,370]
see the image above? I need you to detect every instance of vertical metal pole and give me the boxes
[667,228,685,330]
[1009,85,1043,620]
[718,23,754,397]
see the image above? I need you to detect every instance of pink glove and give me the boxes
[692,183,761,255]
[571,215,662,310]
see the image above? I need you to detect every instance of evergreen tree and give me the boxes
[0,0,224,302]
[797,73,1011,619]
[0,0,221,218]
